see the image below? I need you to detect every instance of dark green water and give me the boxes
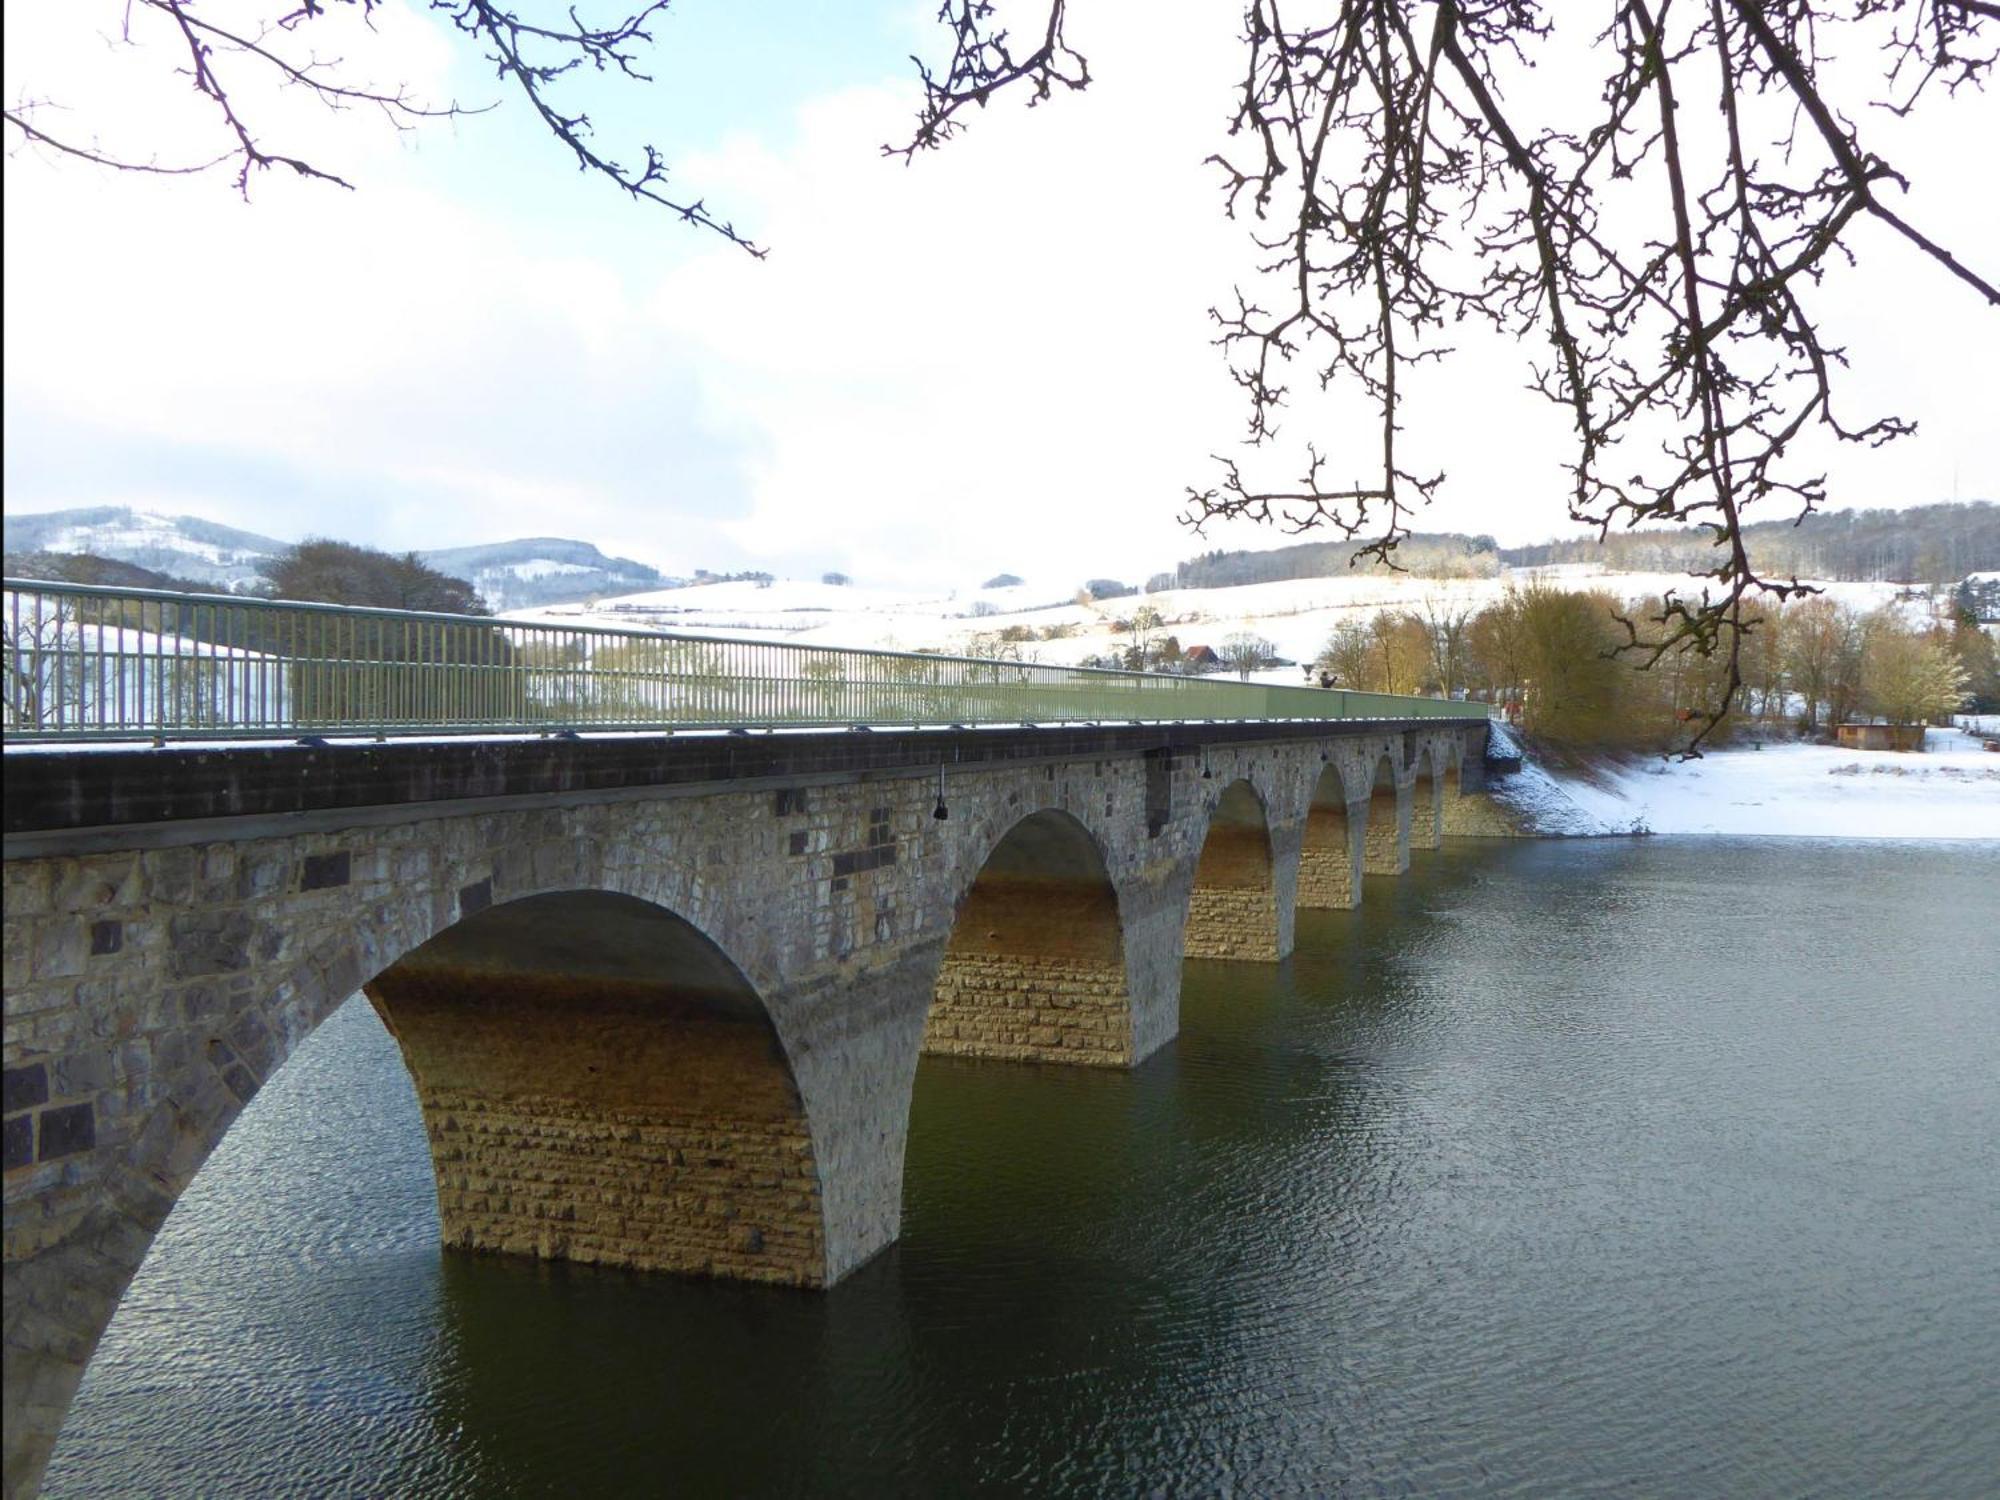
[46,839,2000,1497]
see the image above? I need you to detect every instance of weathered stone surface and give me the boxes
[0,719,1492,1500]
[369,967,827,1286]
[1298,762,1363,912]
[1185,781,1283,961]
[2,1066,47,1116]
[1364,786,1409,876]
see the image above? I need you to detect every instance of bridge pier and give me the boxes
[1363,753,1413,877]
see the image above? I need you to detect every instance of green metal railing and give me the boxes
[2,577,1487,743]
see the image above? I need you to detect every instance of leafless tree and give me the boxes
[897,1,1997,746]
[11,2,1996,744]
[4,0,763,252]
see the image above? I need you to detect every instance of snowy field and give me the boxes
[507,566,1924,667]
[1495,722,2000,841]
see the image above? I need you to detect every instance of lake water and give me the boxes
[45,838,2000,1497]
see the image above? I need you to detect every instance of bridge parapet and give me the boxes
[3,577,1486,743]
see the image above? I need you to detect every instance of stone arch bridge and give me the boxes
[3,718,1492,1497]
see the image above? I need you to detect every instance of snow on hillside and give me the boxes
[3,508,285,589]
[510,565,1923,665]
[417,537,666,610]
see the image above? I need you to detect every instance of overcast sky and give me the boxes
[4,0,1995,588]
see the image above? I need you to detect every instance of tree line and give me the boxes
[6,538,490,613]
[1149,502,1999,596]
[1315,583,1995,752]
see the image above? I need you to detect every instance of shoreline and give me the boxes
[1486,720,2000,842]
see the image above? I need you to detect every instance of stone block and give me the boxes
[3,1113,32,1171]
[32,922,87,982]
[36,1103,94,1161]
[299,850,351,891]
[166,912,255,979]
[4,1063,50,1115]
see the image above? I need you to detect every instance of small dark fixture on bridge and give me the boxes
[850,725,873,732]
[933,764,950,821]
[553,729,581,741]
[729,727,751,736]
[295,735,330,749]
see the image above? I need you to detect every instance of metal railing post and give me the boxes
[0,577,1491,743]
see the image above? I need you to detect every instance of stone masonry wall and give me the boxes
[1183,823,1279,961]
[1364,787,1409,875]
[1297,801,1358,910]
[1409,774,1443,852]
[925,873,1130,1065]
[1441,768,1527,836]
[1184,884,1280,960]
[927,954,1129,1065]
[367,968,825,1287]
[1,722,1492,1499]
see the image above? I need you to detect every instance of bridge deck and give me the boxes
[4,719,1475,853]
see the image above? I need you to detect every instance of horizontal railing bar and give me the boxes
[2,576,1488,744]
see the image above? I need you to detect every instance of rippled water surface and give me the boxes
[48,838,2000,1497]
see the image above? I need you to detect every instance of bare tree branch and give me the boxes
[901,0,1997,752]
[4,0,763,251]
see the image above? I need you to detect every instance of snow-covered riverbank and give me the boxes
[1489,721,2000,841]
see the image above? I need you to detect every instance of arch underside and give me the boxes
[1184,780,1280,960]
[1409,748,1442,852]
[366,891,826,1288]
[1299,767,1358,910]
[926,811,1133,1066]
[1364,755,1407,876]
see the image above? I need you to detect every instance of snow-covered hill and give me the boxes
[2,508,670,609]
[508,565,1925,664]
[414,538,666,611]
[2,507,286,590]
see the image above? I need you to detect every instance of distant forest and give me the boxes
[1155,501,1998,592]
[1154,533,1504,591]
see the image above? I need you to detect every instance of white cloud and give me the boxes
[647,1,2000,585]
[5,0,1995,591]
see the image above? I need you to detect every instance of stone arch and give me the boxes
[6,870,825,1500]
[1298,761,1362,910]
[1408,742,1443,853]
[366,890,825,1285]
[1362,751,1409,876]
[926,809,1133,1066]
[1184,778,1281,960]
